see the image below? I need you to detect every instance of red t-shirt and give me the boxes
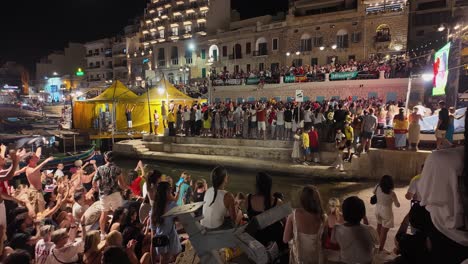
[309,130,319,148]
[129,177,143,197]
[257,110,266,122]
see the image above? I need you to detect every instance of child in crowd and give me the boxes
[234,192,247,225]
[176,173,192,206]
[332,196,379,264]
[193,179,207,217]
[302,127,311,165]
[374,175,400,252]
[323,197,344,262]
[343,122,354,162]
[308,126,320,163]
[291,128,302,163]
[334,129,346,171]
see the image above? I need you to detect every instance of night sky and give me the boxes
[0,0,288,75]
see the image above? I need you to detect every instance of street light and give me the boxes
[331,44,337,50]
[295,51,300,55]
[286,52,291,56]
[438,25,446,32]
[319,46,325,51]
[188,42,195,51]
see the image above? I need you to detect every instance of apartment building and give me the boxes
[84,39,114,87]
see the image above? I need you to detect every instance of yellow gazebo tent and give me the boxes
[131,79,204,134]
[73,81,138,131]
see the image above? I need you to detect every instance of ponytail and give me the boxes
[209,166,227,207]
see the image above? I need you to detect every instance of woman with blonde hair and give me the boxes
[283,185,325,264]
[83,231,102,264]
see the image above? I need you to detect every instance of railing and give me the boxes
[158,60,166,67]
[171,58,179,65]
[375,35,391,42]
[185,57,193,64]
[253,50,268,56]
[194,26,206,33]
[86,65,101,69]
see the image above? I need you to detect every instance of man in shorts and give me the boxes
[161,101,168,129]
[361,109,377,154]
[284,106,293,140]
[24,147,54,214]
[257,104,267,140]
[92,151,128,235]
[125,104,136,130]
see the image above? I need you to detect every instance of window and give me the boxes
[201,49,206,59]
[313,36,323,47]
[259,63,264,71]
[96,61,100,67]
[300,39,312,51]
[327,56,337,64]
[258,42,267,55]
[272,38,279,51]
[222,46,227,57]
[292,59,302,67]
[234,65,239,73]
[246,42,251,54]
[158,48,165,66]
[311,58,318,66]
[352,32,361,43]
[348,55,356,61]
[336,34,349,48]
[376,24,390,42]
[159,29,165,38]
[185,24,191,33]
[89,62,94,67]
[202,68,206,78]
[246,64,251,72]
[94,49,99,54]
[185,49,193,64]
[172,27,178,36]
[270,63,279,72]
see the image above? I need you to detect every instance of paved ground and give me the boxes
[351,185,410,261]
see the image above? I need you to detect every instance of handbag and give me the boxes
[370,185,379,205]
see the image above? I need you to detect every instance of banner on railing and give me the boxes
[226,79,242,85]
[213,79,224,86]
[284,75,295,83]
[330,71,358,80]
[246,77,260,85]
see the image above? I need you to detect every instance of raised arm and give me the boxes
[29,156,54,175]
[0,150,19,181]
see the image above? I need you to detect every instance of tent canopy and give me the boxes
[136,79,193,102]
[87,80,138,102]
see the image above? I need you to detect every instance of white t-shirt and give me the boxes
[35,239,54,264]
[276,110,285,125]
[407,175,421,201]
[250,109,257,122]
[54,169,64,179]
[72,202,89,220]
[183,111,191,121]
[304,110,312,122]
[45,240,84,264]
[331,224,379,264]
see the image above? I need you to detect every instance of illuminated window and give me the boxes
[159,29,165,38]
[172,27,179,36]
[185,24,191,33]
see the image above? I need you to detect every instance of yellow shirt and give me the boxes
[167,112,176,122]
[302,133,310,148]
[344,126,354,141]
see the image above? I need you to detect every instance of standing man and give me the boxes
[435,101,452,150]
[361,109,377,154]
[24,147,54,214]
[92,151,128,235]
[257,104,267,140]
[195,105,203,136]
[284,106,293,140]
[125,104,136,131]
[161,101,168,129]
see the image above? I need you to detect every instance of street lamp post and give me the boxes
[145,79,154,134]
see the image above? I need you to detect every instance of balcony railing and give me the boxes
[86,65,101,69]
[253,50,268,56]
[375,35,391,42]
[171,58,179,65]
[194,26,206,33]
[185,57,193,64]
[158,60,166,67]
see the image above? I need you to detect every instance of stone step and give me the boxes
[146,136,293,148]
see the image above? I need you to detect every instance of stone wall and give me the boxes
[212,78,425,105]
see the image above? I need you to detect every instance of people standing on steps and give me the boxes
[125,104,136,131]
[161,101,168,129]
[408,106,423,151]
[154,109,160,135]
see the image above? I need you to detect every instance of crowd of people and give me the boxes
[210,54,429,86]
[1,117,468,264]
[155,97,461,170]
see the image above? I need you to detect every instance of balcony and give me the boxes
[253,50,268,56]
[172,5,186,12]
[171,16,183,23]
[86,53,93,57]
[374,35,391,42]
[229,54,242,60]
[171,58,179,65]
[185,57,193,64]
[112,51,127,56]
[86,65,101,70]
[158,60,166,67]
[194,26,206,34]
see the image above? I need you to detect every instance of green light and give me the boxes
[76,68,84,76]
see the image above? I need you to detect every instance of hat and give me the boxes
[74,160,83,167]
[46,170,54,175]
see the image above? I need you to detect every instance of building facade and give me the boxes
[126,0,409,86]
[84,39,114,87]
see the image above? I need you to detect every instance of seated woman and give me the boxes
[283,185,325,264]
[246,172,285,250]
[201,166,237,230]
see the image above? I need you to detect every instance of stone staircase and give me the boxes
[114,135,338,164]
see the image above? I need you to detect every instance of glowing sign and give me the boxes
[432,42,450,96]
